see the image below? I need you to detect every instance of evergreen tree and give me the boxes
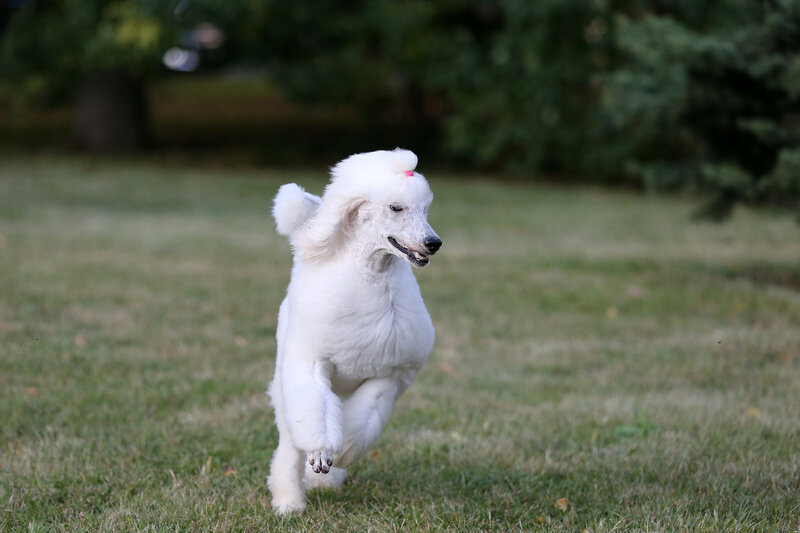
[604,0,800,218]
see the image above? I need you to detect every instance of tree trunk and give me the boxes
[74,71,148,152]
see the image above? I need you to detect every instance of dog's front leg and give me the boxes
[281,357,343,473]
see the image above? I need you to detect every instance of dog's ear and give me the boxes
[292,194,365,262]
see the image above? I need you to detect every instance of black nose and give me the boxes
[424,236,442,254]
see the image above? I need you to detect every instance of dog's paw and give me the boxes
[272,498,306,515]
[308,449,334,474]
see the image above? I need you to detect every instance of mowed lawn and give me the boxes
[1,158,799,532]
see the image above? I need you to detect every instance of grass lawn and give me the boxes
[1,157,799,531]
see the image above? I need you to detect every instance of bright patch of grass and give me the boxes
[1,158,799,531]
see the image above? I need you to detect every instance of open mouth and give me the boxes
[387,236,429,267]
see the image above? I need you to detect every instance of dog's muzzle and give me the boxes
[388,236,438,267]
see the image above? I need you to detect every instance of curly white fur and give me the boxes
[272,183,321,236]
[267,149,441,514]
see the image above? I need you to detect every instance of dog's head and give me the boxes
[294,148,441,268]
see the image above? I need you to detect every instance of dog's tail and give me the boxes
[272,183,321,237]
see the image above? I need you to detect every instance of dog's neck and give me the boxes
[358,247,403,277]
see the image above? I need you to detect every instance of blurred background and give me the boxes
[3,2,800,528]
[1,0,799,218]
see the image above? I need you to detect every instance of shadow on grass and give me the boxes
[715,262,800,291]
[302,447,798,529]
[308,462,564,525]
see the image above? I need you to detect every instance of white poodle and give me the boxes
[267,148,442,514]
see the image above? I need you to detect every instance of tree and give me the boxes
[257,0,624,175]
[603,0,800,219]
[0,0,179,150]
[259,0,800,219]
[3,0,798,220]
[0,0,260,152]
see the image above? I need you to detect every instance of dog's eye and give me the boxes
[389,204,404,212]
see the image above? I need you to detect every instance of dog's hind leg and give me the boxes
[305,465,346,490]
[267,373,308,514]
[305,377,398,488]
[267,398,307,513]
[267,436,307,514]
[336,378,398,468]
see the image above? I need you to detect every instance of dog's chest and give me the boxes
[323,283,434,380]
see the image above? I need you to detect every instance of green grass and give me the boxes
[1,157,799,532]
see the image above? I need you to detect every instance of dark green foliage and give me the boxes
[605,0,800,218]
[0,0,261,102]
[0,0,264,150]
[1,0,799,216]
[258,0,621,174]
[428,1,617,174]
[258,0,800,215]
[0,0,176,103]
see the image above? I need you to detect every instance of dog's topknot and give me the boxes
[387,148,418,174]
[330,148,422,191]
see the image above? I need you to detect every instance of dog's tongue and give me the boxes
[410,250,429,266]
